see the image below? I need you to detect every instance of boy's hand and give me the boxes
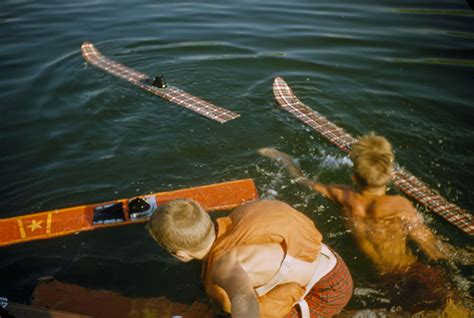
[258,147,295,164]
[258,147,314,189]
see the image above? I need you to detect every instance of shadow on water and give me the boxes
[0,224,205,304]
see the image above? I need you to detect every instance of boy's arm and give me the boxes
[402,199,454,260]
[310,182,353,206]
[258,147,351,206]
[212,250,259,318]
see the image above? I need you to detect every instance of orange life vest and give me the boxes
[202,200,322,317]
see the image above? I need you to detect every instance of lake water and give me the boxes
[1,0,473,313]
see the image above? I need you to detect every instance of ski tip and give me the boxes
[81,41,93,49]
[272,76,291,96]
[273,77,290,93]
[80,42,97,62]
[273,76,286,86]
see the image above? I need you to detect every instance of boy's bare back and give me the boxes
[259,146,451,274]
[334,189,419,273]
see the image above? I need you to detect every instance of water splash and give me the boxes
[319,154,353,169]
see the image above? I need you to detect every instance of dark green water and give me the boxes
[1,0,473,312]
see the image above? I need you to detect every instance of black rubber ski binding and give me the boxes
[151,75,167,88]
[128,197,156,220]
[93,203,125,224]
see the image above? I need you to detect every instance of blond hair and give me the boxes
[147,199,213,252]
[350,132,394,188]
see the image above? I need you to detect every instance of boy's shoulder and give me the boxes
[370,194,416,217]
[383,194,413,207]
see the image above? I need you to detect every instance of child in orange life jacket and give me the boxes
[259,132,463,314]
[147,199,353,318]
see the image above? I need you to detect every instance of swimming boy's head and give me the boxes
[147,198,215,262]
[350,132,394,189]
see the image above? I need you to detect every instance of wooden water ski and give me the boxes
[0,179,258,247]
[81,42,239,123]
[273,76,474,235]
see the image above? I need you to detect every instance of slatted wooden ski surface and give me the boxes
[81,42,239,123]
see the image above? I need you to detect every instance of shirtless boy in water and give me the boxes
[147,199,353,318]
[259,133,464,314]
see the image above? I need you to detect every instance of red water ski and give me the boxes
[0,179,258,247]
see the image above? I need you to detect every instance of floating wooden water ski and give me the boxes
[0,179,258,247]
[273,76,473,235]
[81,42,240,123]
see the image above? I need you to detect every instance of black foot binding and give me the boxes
[128,196,157,220]
[93,203,125,224]
[151,75,167,88]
